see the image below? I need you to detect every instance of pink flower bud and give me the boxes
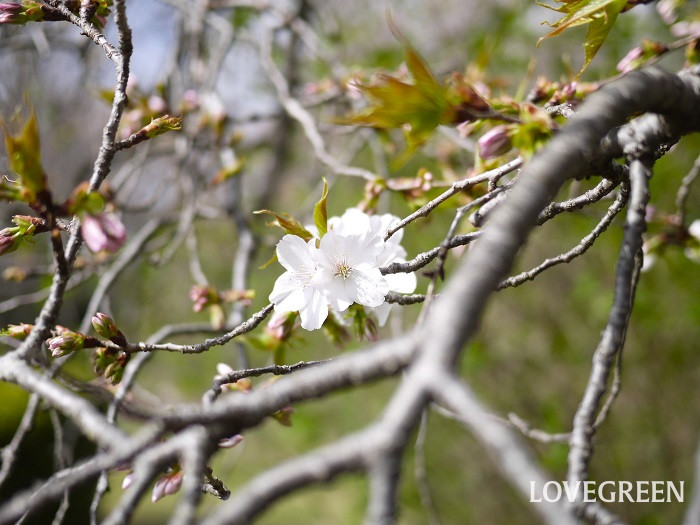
[616,46,644,74]
[151,477,167,503]
[47,330,85,357]
[182,89,200,110]
[121,472,133,490]
[92,312,119,339]
[478,126,512,159]
[1,323,33,340]
[81,213,127,253]
[0,3,21,24]
[0,228,18,255]
[671,21,700,38]
[151,471,183,502]
[218,434,244,448]
[656,0,676,24]
[0,3,21,12]
[189,285,219,312]
[561,82,577,98]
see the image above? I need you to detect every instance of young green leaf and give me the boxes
[1,110,46,201]
[537,0,629,77]
[337,23,496,169]
[259,252,278,270]
[254,210,314,241]
[313,178,329,237]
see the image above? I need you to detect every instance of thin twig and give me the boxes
[675,153,700,226]
[259,27,378,180]
[0,394,41,489]
[132,303,274,354]
[414,410,441,525]
[498,181,629,289]
[203,359,327,405]
[385,158,522,240]
[567,157,650,511]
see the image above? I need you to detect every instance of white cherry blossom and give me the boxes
[312,230,389,311]
[268,235,328,330]
[331,209,417,325]
[269,209,417,331]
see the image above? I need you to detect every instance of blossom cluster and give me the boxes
[269,208,416,330]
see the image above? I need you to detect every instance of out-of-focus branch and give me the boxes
[0,269,92,314]
[0,356,124,447]
[259,27,378,181]
[432,376,578,525]
[201,429,373,525]
[414,411,441,525]
[567,157,650,513]
[675,153,700,225]
[0,426,163,525]
[0,394,40,489]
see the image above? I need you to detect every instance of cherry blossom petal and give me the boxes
[299,291,329,330]
[269,272,309,313]
[314,271,353,312]
[385,269,417,294]
[372,302,394,327]
[276,235,314,272]
[347,264,388,307]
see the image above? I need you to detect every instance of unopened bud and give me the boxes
[91,312,127,346]
[218,434,244,448]
[0,2,22,24]
[47,330,86,357]
[1,323,33,340]
[152,470,183,503]
[189,285,219,312]
[143,115,182,139]
[81,213,127,253]
[616,46,644,74]
[220,288,255,306]
[121,472,134,490]
[264,311,296,341]
[478,126,512,159]
[0,228,19,256]
[92,312,118,339]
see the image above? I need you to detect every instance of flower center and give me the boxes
[335,261,352,279]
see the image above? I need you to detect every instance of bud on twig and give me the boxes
[0,228,18,256]
[218,434,244,449]
[478,125,512,159]
[92,312,128,347]
[151,469,184,502]
[93,346,130,384]
[0,323,33,340]
[47,328,90,357]
[0,3,24,24]
[81,213,127,253]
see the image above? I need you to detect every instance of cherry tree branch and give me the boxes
[498,181,629,289]
[567,157,650,505]
[13,0,133,361]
